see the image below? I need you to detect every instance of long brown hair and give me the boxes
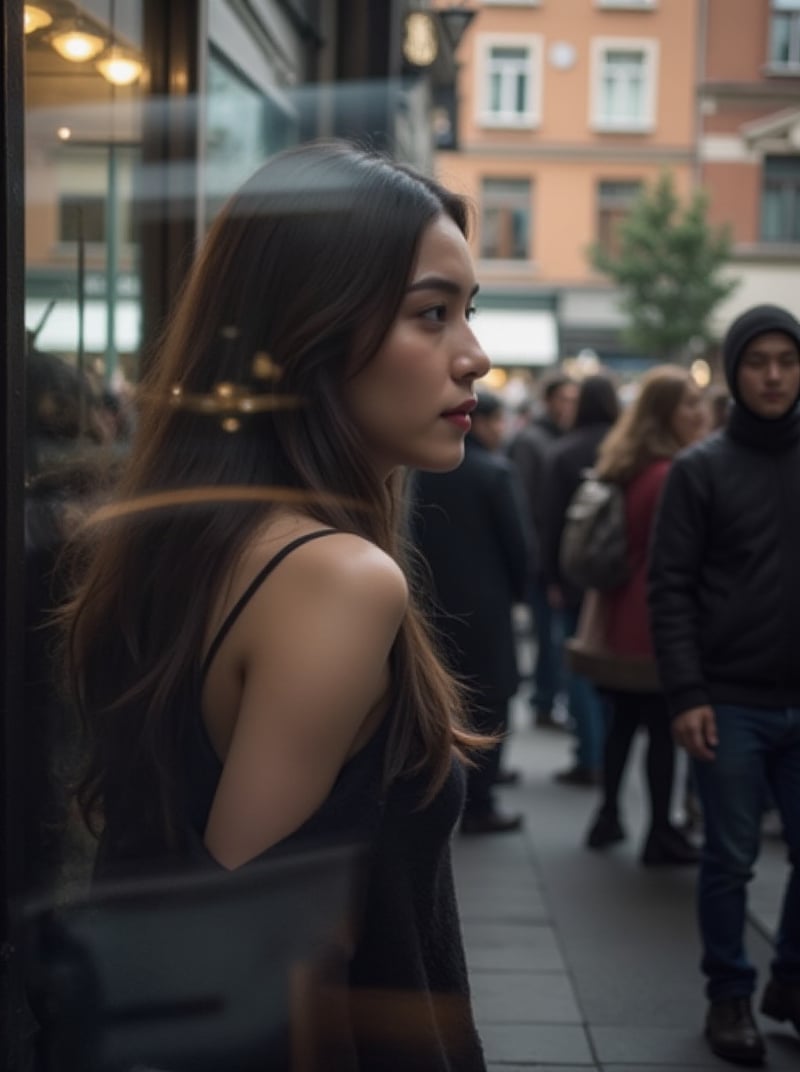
[594,365,694,484]
[62,141,486,852]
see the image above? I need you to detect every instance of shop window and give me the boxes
[761,156,800,241]
[480,178,532,260]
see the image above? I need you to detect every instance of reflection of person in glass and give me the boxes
[61,142,492,1069]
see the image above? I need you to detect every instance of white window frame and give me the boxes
[768,0,800,72]
[590,37,659,133]
[596,0,657,9]
[476,34,543,130]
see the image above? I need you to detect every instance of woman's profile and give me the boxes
[60,141,491,1069]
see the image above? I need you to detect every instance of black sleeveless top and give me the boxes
[181,530,486,1070]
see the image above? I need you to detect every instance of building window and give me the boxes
[596,180,643,258]
[761,156,800,242]
[478,36,542,128]
[591,39,658,132]
[769,0,800,70]
[596,0,656,9]
[480,178,532,260]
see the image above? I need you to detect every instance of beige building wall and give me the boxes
[435,0,699,290]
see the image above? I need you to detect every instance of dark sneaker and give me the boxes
[461,810,524,835]
[760,977,800,1034]
[586,810,626,850]
[553,765,601,787]
[705,997,765,1065]
[641,825,700,866]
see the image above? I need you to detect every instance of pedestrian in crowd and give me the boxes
[539,373,620,786]
[507,373,578,729]
[60,141,493,1070]
[413,390,532,834]
[575,366,706,864]
[649,304,800,1066]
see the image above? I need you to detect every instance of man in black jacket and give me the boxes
[508,374,578,728]
[414,391,532,833]
[648,305,800,1066]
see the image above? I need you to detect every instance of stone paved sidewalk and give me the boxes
[452,699,798,1071]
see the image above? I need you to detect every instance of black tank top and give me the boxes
[106,529,485,1070]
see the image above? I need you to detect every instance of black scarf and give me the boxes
[727,401,800,453]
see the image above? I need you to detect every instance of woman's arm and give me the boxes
[204,534,408,870]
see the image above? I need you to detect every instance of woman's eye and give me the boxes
[466,304,477,321]
[421,305,447,323]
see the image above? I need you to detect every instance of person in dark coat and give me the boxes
[507,374,578,728]
[414,391,533,833]
[648,304,800,1066]
[540,373,620,786]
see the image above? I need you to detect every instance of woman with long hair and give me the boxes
[60,141,492,1069]
[583,365,708,864]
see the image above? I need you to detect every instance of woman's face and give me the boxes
[670,381,709,447]
[342,214,490,478]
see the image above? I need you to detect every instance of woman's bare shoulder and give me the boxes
[236,516,408,621]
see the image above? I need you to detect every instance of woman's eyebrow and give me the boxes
[406,276,480,298]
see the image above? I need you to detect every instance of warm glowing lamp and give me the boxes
[50,25,106,62]
[24,5,53,34]
[96,47,143,86]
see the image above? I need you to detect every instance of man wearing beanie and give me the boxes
[649,304,800,1065]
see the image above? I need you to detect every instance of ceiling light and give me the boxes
[24,4,53,34]
[96,47,143,86]
[50,25,106,62]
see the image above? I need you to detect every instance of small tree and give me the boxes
[588,172,738,361]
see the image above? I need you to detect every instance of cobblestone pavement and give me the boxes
[453,681,798,1071]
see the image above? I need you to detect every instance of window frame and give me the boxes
[760,154,800,243]
[595,179,644,259]
[767,1,800,72]
[595,0,657,10]
[479,176,534,264]
[476,34,543,130]
[590,37,659,134]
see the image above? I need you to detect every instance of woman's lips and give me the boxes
[441,399,476,431]
[442,412,471,430]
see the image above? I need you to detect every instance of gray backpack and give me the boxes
[559,472,629,591]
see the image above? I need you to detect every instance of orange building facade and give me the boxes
[699,0,800,335]
[434,0,800,374]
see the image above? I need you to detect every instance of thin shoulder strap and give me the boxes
[201,528,338,679]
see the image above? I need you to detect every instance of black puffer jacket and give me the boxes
[648,304,800,717]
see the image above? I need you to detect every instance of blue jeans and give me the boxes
[563,604,606,772]
[692,703,800,1001]
[530,580,564,713]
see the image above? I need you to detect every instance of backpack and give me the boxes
[559,472,629,591]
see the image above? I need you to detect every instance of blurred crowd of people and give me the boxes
[413,302,800,1067]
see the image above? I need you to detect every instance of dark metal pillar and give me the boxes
[0,0,30,1065]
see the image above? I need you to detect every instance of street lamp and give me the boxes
[436,6,476,55]
[402,5,476,70]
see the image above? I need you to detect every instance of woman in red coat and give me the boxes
[584,366,709,864]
